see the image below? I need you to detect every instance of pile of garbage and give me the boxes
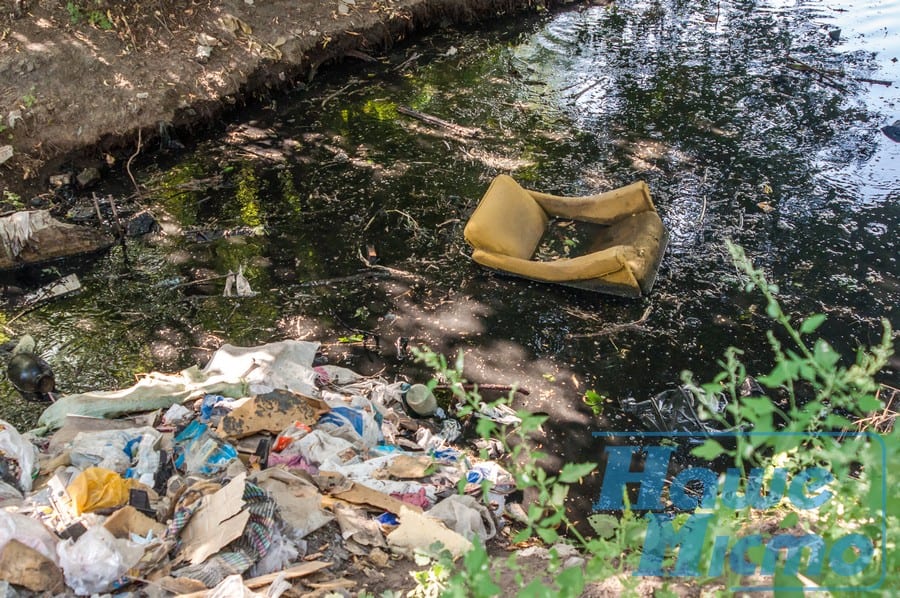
[0,340,520,596]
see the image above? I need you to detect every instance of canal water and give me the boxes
[1,0,897,506]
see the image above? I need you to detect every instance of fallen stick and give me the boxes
[300,270,389,287]
[397,105,481,138]
[356,249,426,282]
[571,306,652,338]
[854,77,892,87]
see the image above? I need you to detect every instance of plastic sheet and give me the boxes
[57,525,143,595]
[202,340,320,397]
[174,421,238,475]
[66,467,137,514]
[0,510,59,565]
[68,427,160,474]
[428,494,496,542]
[0,420,38,492]
[619,378,763,440]
[295,429,357,468]
[37,368,247,432]
[317,405,383,448]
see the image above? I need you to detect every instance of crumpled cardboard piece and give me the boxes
[0,539,66,593]
[103,506,166,540]
[385,455,433,479]
[218,389,329,439]
[179,473,250,565]
[318,471,422,514]
[334,503,387,554]
[387,506,472,558]
[253,468,333,537]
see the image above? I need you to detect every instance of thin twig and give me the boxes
[572,306,652,338]
[90,192,104,225]
[572,79,603,102]
[126,128,143,201]
[168,274,230,290]
[397,105,481,138]
[108,194,122,238]
[356,249,426,282]
[300,270,389,287]
[698,168,709,226]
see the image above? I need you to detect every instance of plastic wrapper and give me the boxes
[316,405,383,448]
[67,467,137,514]
[128,433,160,486]
[174,420,237,475]
[69,427,160,474]
[295,429,357,468]
[0,419,38,492]
[162,403,193,426]
[0,510,59,564]
[57,525,144,595]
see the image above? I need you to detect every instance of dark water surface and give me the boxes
[2,0,897,506]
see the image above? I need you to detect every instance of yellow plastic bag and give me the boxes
[67,467,137,514]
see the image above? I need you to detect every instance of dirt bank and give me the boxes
[0,0,560,198]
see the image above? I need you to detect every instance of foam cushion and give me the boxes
[463,175,548,259]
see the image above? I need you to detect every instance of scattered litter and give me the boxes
[404,383,437,417]
[224,266,257,297]
[0,339,540,594]
[6,110,23,129]
[0,419,39,491]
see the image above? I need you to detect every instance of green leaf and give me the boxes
[518,579,551,598]
[823,413,853,428]
[813,339,841,368]
[475,417,497,439]
[744,396,775,416]
[758,360,798,387]
[557,462,597,484]
[857,394,882,412]
[800,313,827,334]
[536,526,558,544]
[556,566,585,598]
[512,528,533,543]
[587,514,619,539]
[779,512,799,529]
[692,439,725,460]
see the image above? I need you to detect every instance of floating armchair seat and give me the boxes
[463,175,668,297]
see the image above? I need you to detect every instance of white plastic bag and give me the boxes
[69,427,161,474]
[427,494,496,542]
[0,419,38,492]
[295,429,358,468]
[57,525,144,595]
[0,511,58,564]
[316,405,382,448]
